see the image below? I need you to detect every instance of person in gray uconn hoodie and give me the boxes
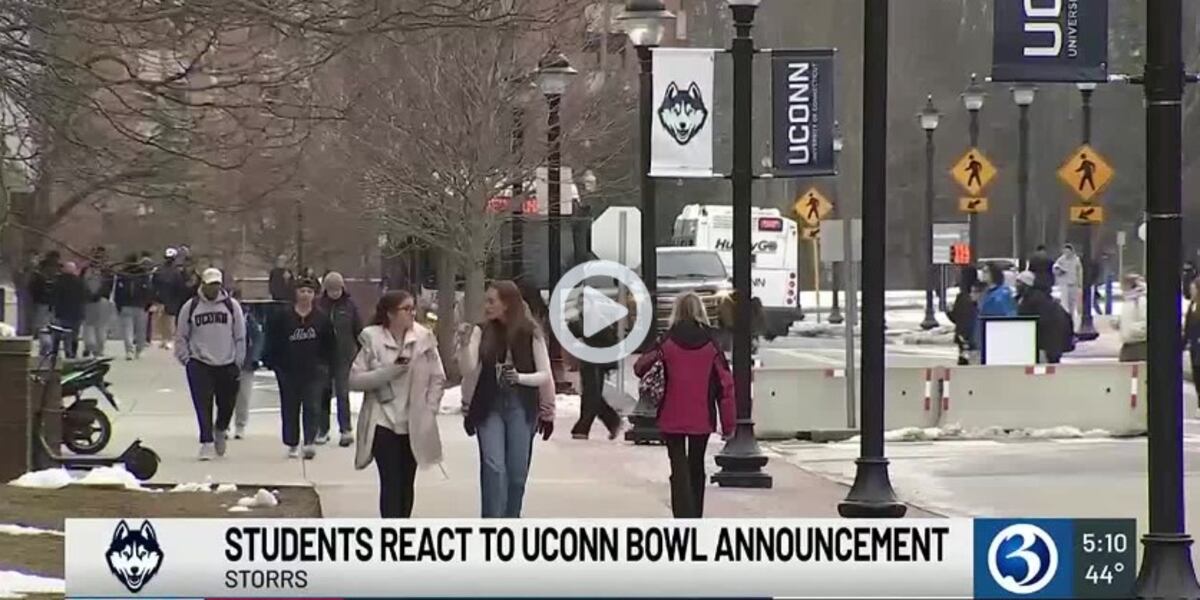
[174,268,246,461]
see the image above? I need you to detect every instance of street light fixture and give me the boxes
[961,74,985,264]
[618,0,674,446]
[829,125,845,326]
[1011,84,1036,269]
[1075,81,1100,342]
[712,0,772,490]
[919,96,941,332]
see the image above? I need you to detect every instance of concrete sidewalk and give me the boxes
[99,344,938,518]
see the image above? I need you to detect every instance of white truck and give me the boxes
[671,204,801,337]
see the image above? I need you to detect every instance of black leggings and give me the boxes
[664,433,709,518]
[372,426,418,518]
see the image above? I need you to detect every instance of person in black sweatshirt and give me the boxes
[114,253,155,360]
[264,277,335,460]
[52,261,87,358]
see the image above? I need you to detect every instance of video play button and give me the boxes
[581,287,629,337]
[549,260,653,365]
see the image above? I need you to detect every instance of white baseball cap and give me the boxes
[201,268,224,285]
[164,247,178,259]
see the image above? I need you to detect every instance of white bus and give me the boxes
[671,204,801,337]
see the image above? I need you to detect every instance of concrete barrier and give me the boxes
[752,366,940,439]
[938,363,1147,435]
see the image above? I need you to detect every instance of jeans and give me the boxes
[373,426,418,517]
[571,365,620,437]
[186,360,240,444]
[664,433,710,518]
[82,299,114,356]
[476,387,537,518]
[119,306,148,356]
[32,304,52,355]
[234,369,255,430]
[278,369,323,447]
[320,359,354,435]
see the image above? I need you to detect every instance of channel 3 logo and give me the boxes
[975,519,1072,598]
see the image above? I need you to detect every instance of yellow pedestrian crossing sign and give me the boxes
[1058,144,1114,202]
[794,188,834,226]
[801,226,820,241]
[950,148,997,196]
[1070,204,1105,224]
[959,197,989,214]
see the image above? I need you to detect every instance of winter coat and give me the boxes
[458,325,556,423]
[114,265,154,309]
[1185,301,1200,361]
[1053,253,1083,288]
[1117,286,1148,345]
[349,323,445,470]
[974,284,1017,347]
[948,291,978,351]
[264,305,335,376]
[152,264,188,315]
[269,268,295,302]
[1017,286,1068,363]
[1029,251,1056,291]
[318,292,364,364]
[28,269,55,306]
[635,320,735,437]
[52,274,87,323]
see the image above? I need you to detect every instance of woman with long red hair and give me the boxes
[458,280,555,518]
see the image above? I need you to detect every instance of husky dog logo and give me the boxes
[658,82,709,145]
[105,520,163,593]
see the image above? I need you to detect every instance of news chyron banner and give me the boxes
[66,518,1136,599]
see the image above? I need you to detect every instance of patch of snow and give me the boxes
[0,323,14,338]
[898,327,956,346]
[236,488,278,508]
[74,465,144,490]
[216,483,238,494]
[9,469,72,490]
[227,505,252,513]
[170,482,208,493]
[0,524,64,537]
[0,570,65,597]
[841,424,1117,443]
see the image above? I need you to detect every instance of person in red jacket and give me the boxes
[635,292,735,518]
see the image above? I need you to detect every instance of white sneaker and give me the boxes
[124,351,134,361]
[302,445,316,460]
[314,433,330,446]
[286,446,300,459]
[214,430,227,457]
[198,443,215,461]
[234,427,245,440]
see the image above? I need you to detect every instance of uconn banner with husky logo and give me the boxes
[771,49,836,178]
[992,0,1108,82]
[650,48,715,178]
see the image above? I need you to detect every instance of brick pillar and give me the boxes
[0,337,33,480]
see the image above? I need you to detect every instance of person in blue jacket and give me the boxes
[975,261,1017,349]
[230,288,265,440]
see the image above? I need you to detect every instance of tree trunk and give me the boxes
[435,249,460,383]
[464,260,486,325]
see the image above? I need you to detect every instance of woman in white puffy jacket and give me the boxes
[349,290,444,518]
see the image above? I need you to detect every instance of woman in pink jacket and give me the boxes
[635,292,735,518]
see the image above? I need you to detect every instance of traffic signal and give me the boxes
[951,243,971,265]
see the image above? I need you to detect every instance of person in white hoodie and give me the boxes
[1115,273,1148,362]
[174,268,247,460]
[349,290,444,518]
[1053,244,1084,322]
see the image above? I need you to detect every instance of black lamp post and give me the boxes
[1011,83,1036,269]
[1075,82,1100,342]
[617,0,674,446]
[919,95,941,331]
[509,86,533,281]
[961,74,985,265]
[535,48,578,293]
[712,0,771,490]
[839,0,905,519]
[1135,0,1200,595]
[828,124,845,326]
[618,0,674,318]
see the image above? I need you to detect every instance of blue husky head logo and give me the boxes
[658,82,709,145]
[106,520,164,593]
